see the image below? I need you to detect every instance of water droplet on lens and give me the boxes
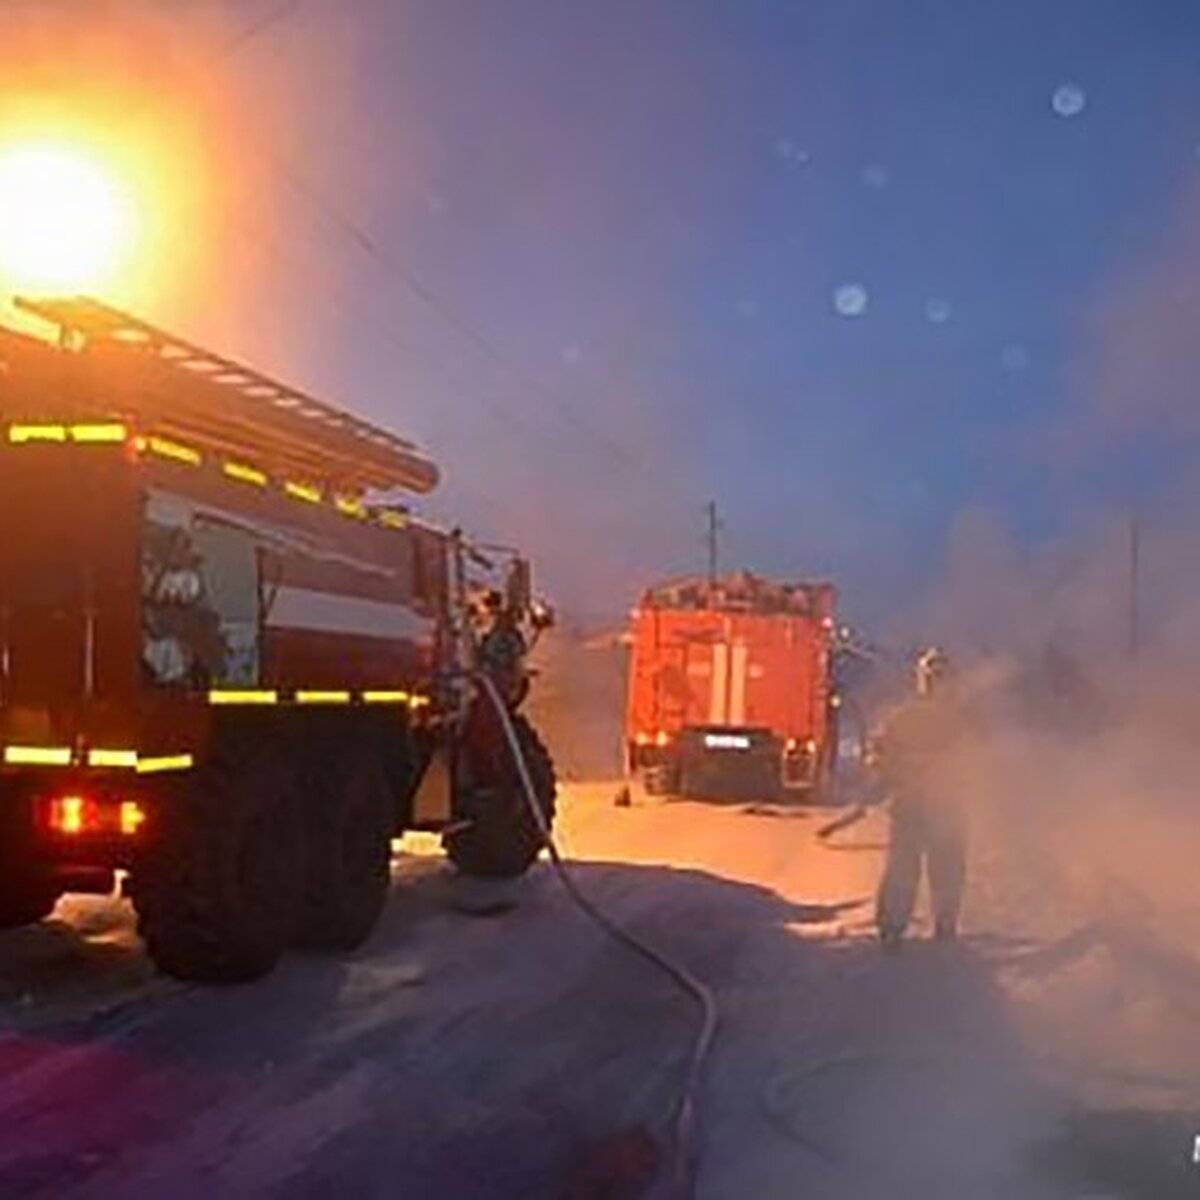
[833,284,869,317]
[1051,84,1087,118]
[924,298,952,325]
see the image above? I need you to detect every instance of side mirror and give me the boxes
[530,600,556,632]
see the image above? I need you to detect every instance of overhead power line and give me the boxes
[273,164,640,468]
[196,0,643,468]
[221,0,303,55]
[105,0,648,471]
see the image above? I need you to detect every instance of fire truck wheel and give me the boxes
[642,763,679,797]
[446,714,557,879]
[0,873,60,930]
[132,746,306,983]
[296,754,393,951]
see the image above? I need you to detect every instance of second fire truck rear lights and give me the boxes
[634,731,672,747]
[785,737,817,754]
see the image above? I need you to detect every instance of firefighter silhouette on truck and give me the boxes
[447,563,557,881]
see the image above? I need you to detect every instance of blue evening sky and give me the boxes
[13,1,1200,622]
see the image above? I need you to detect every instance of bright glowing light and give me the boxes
[0,143,136,291]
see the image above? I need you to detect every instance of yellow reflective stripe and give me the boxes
[335,496,367,519]
[4,745,73,766]
[295,690,352,705]
[408,695,431,709]
[8,424,67,444]
[208,689,278,705]
[84,749,195,772]
[8,424,129,445]
[284,481,322,504]
[145,435,202,465]
[70,423,128,444]
[136,754,194,775]
[224,461,268,487]
[362,690,411,704]
[377,510,407,529]
[87,749,139,768]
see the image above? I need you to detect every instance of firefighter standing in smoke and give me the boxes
[873,648,968,947]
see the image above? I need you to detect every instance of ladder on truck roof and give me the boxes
[13,295,439,497]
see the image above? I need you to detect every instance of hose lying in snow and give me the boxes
[816,804,870,840]
[473,673,720,1198]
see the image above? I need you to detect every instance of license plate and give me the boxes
[704,733,751,750]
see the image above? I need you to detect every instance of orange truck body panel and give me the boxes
[624,575,837,795]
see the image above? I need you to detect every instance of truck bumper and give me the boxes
[675,727,782,801]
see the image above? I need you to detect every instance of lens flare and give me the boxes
[0,142,136,291]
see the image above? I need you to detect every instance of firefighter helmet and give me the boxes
[915,646,950,697]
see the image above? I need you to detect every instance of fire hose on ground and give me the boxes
[472,672,720,1198]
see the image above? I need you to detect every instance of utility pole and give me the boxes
[1128,514,1140,663]
[705,500,721,587]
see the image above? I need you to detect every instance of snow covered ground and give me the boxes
[0,781,1196,1198]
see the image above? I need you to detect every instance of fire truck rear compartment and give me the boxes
[624,574,838,802]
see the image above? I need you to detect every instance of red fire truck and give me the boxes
[623,572,837,801]
[0,297,556,981]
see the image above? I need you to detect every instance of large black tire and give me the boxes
[131,742,306,982]
[0,872,60,931]
[295,753,393,952]
[642,762,679,797]
[445,712,556,879]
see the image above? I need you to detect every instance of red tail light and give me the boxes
[119,800,146,836]
[47,794,96,835]
[41,794,146,837]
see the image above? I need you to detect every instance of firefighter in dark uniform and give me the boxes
[874,647,968,948]
[477,588,529,707]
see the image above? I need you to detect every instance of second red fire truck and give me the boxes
[623,572,838,802]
